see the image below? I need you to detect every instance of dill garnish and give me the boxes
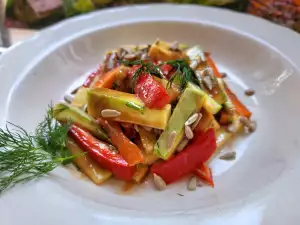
[120,59,199,90]
[0,106,81,193]
[164,59,199,89]
[120,59,164,88]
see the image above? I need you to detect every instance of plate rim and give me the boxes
[1,4,300,225]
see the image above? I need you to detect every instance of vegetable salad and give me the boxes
[53,39,255,191]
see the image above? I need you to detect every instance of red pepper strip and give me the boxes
[97,118,144,166]
[151,129,216,184]
[69,125,136,181]
[225,85,252,118]
[135,73,171,109]
[160,64,175,79]
[128,65,171,109]
[83,67,103,87]
[194,163,214,187]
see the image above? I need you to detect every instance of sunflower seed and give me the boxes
[168,131,177,149]
[71,86,81,95]
[81,104,87,112]
[190,59,200,70]
[191,113,203,130]
[198,179,206,187]
[185,113,199,126]
[220,72,227,78]
[124,53,139,60]
[153,173,167,190]
[143,126,152,132]
[176,138,189,152]
[140,52,148,60]
[203,76,213,91]
[64,94,74,104]
[187,176,197,191]
[185,125,194,140]
[101,109,121,118]
[169,41,181,52]
[245,89,255,96]
[219,151,236,161]
[134,125,139,133]
[240,116,256,132]
[226,124,237,133]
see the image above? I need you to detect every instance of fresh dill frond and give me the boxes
[164,59,199,89]
[0,106,79,194]
[120,59,164,89]
[120,59,199,90]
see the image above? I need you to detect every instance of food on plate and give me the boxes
[0,40,256,193]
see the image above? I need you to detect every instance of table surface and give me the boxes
[1,0,36,47]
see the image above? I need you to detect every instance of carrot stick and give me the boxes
[97,118,144,166]
[219,111,233,125]
[225,85,252,118]
[207,55,252,118]
[91,66,129,88]
[206,55,222,78]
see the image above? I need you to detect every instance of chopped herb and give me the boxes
[125,101,145,114]
[164,59,199,89]
[120,59,200,90]
[112,82,118,90]
[177,193,184,196]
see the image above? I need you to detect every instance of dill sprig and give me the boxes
[165,59,199,89]
[0,106,79,194]
[120,59,199,90]
[120,59,164,88]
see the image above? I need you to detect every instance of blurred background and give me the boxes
[0,0,299,48]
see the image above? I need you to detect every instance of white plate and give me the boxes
[1,4,300,225]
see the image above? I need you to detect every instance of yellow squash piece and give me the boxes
[195,108,220,132]
[155,88,205,160]
[53,102,109,141]
[138,126,157,154]
[66,139,112,185]
[136,139,159,165]
[72,87,88,108]
[87,88,171,130]
[148,40,186,61]
[132,165,149,183]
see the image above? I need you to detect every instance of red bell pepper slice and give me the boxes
[160,64,175,79]
[82,67,103,88]
[151,129,216,184]
[194,163,214,187]
[128,65,171,109]
[69,125,136,181]
[135,73,171,109]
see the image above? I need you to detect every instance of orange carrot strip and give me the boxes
[206,55,222,78]
[97,118,144,166]
[91,66,129,89]
[225,85,252,118]
[206,55,252,118]
[219,111,233,125]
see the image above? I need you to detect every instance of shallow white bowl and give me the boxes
[1,4,300,225]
